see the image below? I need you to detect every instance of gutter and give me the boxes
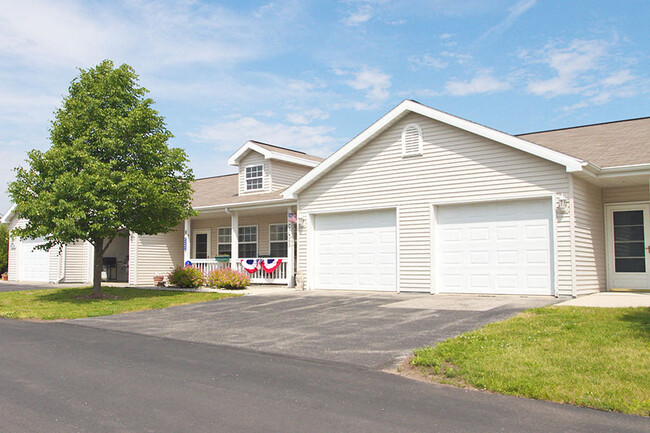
[193,197,297,213]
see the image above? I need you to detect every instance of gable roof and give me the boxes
[0,204,16,224]
[228,140,323,167]
[283,100,585,198]
[518,117,650,169]
[191,174,292,209]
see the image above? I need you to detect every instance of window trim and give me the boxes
[192,228,211,259]
[269,223,289,258]
[401,123,423,157]
[245,164,264,191]
[216,226,232,256]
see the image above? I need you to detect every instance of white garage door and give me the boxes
[19,238,50,282]
[436,198,553,295]
[314,209,396,291]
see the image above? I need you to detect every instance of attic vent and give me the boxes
[402,123,422,156]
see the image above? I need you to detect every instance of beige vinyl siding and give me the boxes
[6,218,26,281]
[298,112,572,295]
[49,247,62,282]
[132,225,184,285]
[239,152,270,194]
[191,211,289,258]
[572,175,606,294]
[270,160,312,191]
[62,241,90,283]
[602,185,649,204]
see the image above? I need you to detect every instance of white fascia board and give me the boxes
[283,102,410,198]
[227,142,270,166]
[596,163,650,178]
[193,197,296,212]
[0,204,16,224]
[284,100,585,198]
[228,141,321,168]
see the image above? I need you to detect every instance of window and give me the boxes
[216,226,258,257]
[217,227,231,257]
[245,164,263,191]
[402,123,422,156]
[269,224,288,257]
[192,229,211,259]
[238,226,258,258]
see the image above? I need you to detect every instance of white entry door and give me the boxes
[313,209,397,291]
[436,198,553,295]
[19,238,50,282]
[606,204,650,290]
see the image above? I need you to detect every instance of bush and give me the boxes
[206,268,250,290]
[168,266,204,288]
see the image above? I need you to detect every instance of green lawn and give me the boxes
[410,306,650,416]
[0,286,240,320]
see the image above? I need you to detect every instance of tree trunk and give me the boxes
[92,237,104,296]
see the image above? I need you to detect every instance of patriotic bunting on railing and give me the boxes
[260,258,282,273]
[240,259,260,273]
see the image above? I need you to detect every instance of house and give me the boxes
[3,100,649,296]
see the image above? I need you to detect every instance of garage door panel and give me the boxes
[20,238,50,282]
[314,210,396,291]
[437,198,553,295]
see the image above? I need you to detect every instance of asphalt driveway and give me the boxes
[71,291,556,368]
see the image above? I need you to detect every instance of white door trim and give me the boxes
[604,202,650,291]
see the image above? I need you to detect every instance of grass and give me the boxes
[0,286,241,320]
[410,306,650,416]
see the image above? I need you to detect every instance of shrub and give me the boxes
[206,267,250,290]
[168,266,204,288]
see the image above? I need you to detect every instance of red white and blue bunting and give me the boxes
[240,259,260,274]
[260,258,282,273]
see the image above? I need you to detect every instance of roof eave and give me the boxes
[0,204,16,224]
[228,141,321,168]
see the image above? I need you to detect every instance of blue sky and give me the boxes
[1,0,648,213]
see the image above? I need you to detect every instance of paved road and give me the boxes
[1,319,647,433]
[70,292,557,368]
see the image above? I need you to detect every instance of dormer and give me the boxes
[228,141,323,195]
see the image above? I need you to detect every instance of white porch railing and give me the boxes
[189,258,290,285]
[190,259,231,275]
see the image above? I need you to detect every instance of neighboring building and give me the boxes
[3,101,649,296]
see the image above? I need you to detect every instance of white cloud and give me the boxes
[445,74,511,96]
[344,66,392,102]
[441,51,473,65]
[408,54,448,70]
[527,39,607,96]
[601,70,634,87]
[188,116,340,158]
[286,109,330,125]
[343,5,373,26]
[478,0,537,42]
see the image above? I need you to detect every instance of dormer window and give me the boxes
[245,164,263,191]
[402,123,423,157]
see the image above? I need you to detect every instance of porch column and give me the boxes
[287,206,295,288]
[184,218,191,264]
[230,211,239,264]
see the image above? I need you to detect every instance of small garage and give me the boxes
[19,237,50,282]
[435,198,553,295]
[313,209,397,291]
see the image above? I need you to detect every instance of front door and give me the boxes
[606,204,650,290]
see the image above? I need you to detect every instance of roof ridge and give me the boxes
[517,116,650,136]
[250,140,308,156]
[194,173,237,181]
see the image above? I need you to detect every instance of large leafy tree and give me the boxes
[9,60,195,297]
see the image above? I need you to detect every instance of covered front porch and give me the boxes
[182,203,296,286]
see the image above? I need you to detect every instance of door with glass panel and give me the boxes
[606,204,650,290]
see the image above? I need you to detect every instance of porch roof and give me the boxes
[191,174,292,209]
[518,116,650,169]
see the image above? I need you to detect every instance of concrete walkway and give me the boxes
[558,291,650,307]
